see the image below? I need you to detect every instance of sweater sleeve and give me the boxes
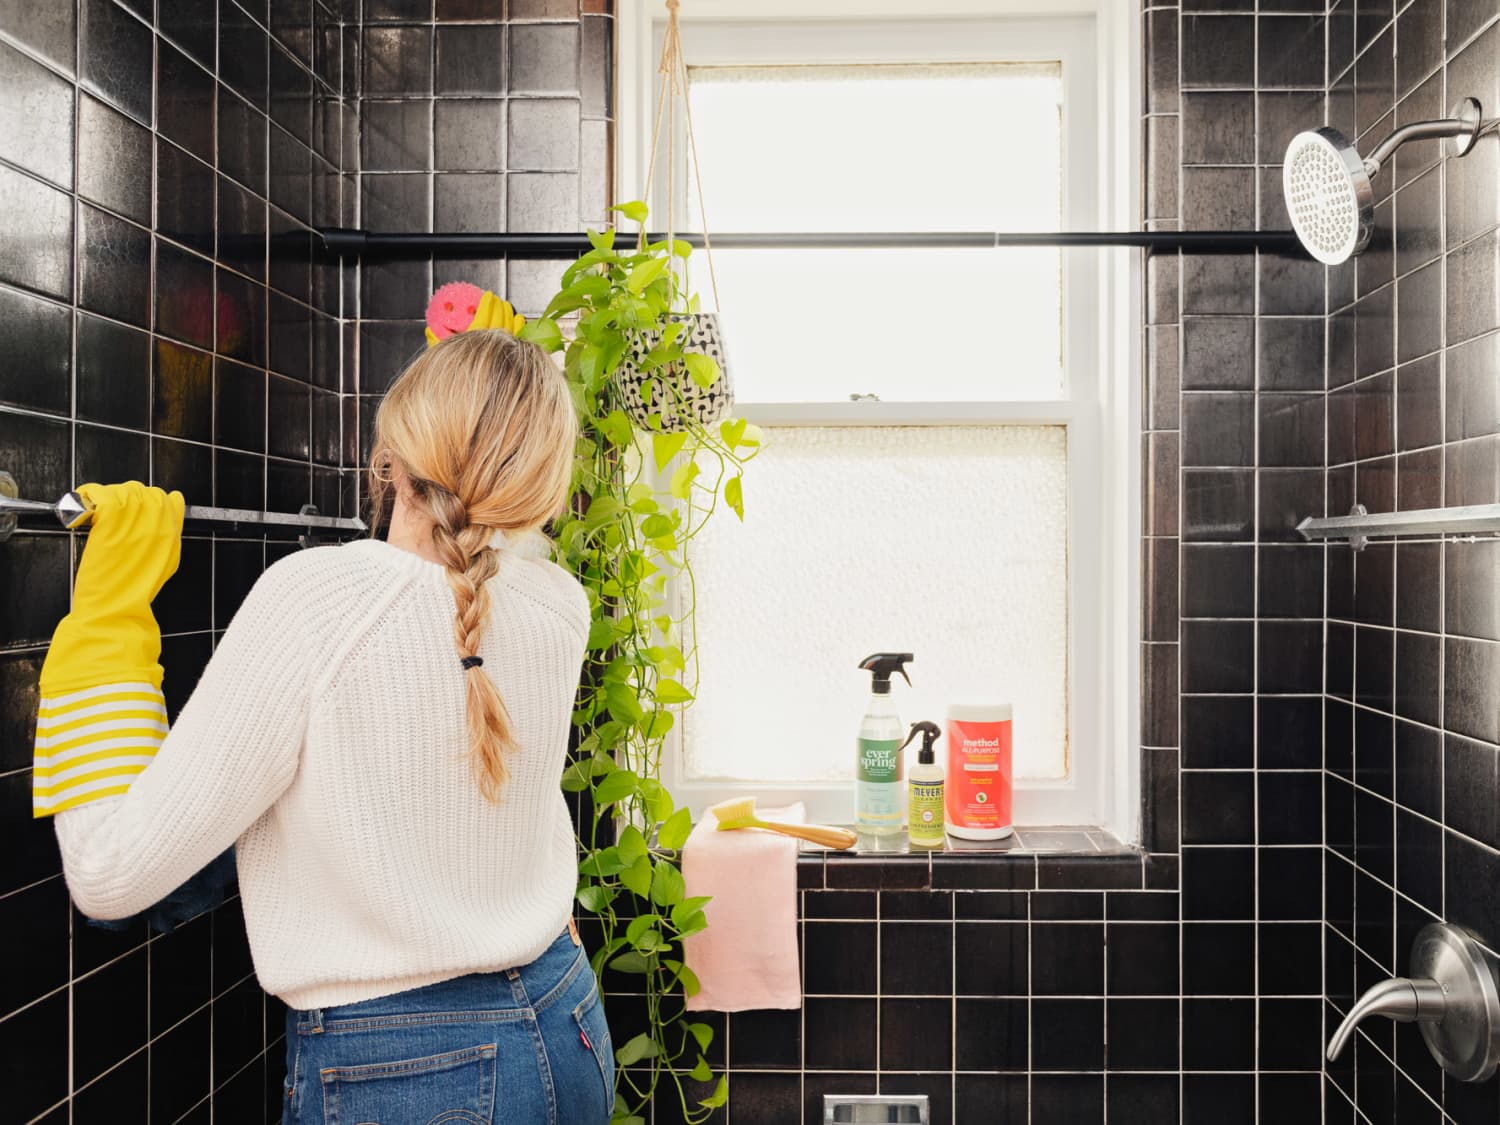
[53,555,314,920]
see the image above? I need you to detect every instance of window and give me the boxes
[619,4,1139,835]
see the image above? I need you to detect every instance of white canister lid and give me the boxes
[945,702,1013,721]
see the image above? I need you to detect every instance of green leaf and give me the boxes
[610,951,652,976]
[625,912,660,945]
[683,352,720,389]
[672,895,711,926]
[604,682,644,725]
[719,417,747,449]
[583,495,622,530]
[689,1056,713,1082]
[640,513,675,539]
[651,431,688,473]
[655,678,694,705]
[724,475,744,520]
[669,460,700,500]
[658,807,693,850]
[620,854,653,898]
[611,200,649,224]
[626,257,669,295]
[699,1076,729,1108]
[615,1031,661,1066]
[640,709,675,740]
[686,1021,715,1052]
[598,409,634,449]
[616,824,649,865]
[670,239,693,259]
[587,227,615,251]
[576,883,614,912]
[592,768,638,806]
[649,858,686,907]
[578,846,625,877]
[519,317,563,352]
[560,759,592,792]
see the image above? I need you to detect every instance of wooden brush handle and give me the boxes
[761,820,858,850]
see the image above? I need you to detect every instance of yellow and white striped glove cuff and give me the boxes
[33,682,168,817]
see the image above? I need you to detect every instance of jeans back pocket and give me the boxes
[572,980,615,1113]
[319,1042,497,1125]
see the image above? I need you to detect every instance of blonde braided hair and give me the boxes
[369,330,577,800]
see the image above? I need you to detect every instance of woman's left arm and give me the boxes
[32,483,314,919]
[51,559,312,919]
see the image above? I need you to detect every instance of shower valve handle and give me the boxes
[1325,977,1447,1061]
[1325,923,1500,1083]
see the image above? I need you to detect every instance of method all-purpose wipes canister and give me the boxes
[945,703,1014,840]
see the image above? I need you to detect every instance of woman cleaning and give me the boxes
[30,328,614,1124]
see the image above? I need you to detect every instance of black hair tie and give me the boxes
[461,656,484,670]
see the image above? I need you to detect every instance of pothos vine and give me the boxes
[520,201,761,1124]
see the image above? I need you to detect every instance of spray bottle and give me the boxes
[856,653,914,836]
[900,721,945,848]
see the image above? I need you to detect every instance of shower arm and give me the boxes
[1362,97,1485,174]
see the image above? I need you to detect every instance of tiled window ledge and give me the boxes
[796,826,1174,893]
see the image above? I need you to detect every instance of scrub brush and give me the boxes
[708,797,858,850]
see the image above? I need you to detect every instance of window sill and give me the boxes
[795,825,1169,893]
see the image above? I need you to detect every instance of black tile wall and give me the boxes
[351,0,613,489]
[1321,1,1500,1121]
[0,0,357,1120]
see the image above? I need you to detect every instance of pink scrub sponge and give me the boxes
[425,281,486,340]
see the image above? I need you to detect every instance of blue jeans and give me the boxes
[282,931,614,1125]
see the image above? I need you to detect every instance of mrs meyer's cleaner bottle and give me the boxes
[856,653,913,836]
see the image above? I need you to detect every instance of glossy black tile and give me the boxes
[73,947,147,1088]
[79,0,152,123]
[219,90,271,197]
[802,998,875,1070]
[436,23,506,95]
[1182,619,1254,693]
[77,93,153,225]
[157,39,215,158]
[0,41,74,192]
[1180,15,1254,89]
[148,1006,211,1124]
[220,3,270,110]
[1181,847,1254,920]
[878,998,951,1071]
[0,285,72,416]
[1183,469,1254,542]
[155,241,216,349]
[157,139,217,256]
[1445,636,1500,745]
[74,202,146,328]
[0,165,74,300]
[1029,922,1103,995]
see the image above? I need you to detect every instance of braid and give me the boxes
[421,481,516,800]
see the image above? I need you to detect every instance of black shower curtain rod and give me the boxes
[313,228,1306,258]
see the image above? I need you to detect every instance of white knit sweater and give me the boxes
[53,537,590,1010]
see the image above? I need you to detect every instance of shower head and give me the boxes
[1283,97,1484,264]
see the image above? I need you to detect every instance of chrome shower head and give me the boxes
[1283,97,1484,264]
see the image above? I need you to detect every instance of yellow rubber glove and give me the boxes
[34,482,185,817]
[470,290,527,335]
[424,290,526,347]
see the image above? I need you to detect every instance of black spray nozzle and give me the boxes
[859,652,914,694]
[898,720,942,763]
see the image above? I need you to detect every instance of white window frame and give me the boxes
[616,0,1142,841]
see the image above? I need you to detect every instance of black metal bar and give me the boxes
[315,227,1306,258]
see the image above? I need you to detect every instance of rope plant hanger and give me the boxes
[614,0,735,434]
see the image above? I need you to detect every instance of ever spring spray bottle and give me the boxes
[901,721,945,849]
[855,653,914,836]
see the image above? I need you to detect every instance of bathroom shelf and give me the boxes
[1297,503,1500,550]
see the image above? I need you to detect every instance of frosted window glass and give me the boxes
[683,63,1064,402]
[683,425,1069,784]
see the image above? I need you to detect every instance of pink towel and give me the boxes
[681,803,803,1012]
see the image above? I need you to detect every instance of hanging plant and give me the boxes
[521,198,760,1124]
